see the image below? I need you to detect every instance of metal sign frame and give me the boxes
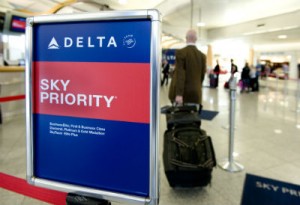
[25,10,161,205]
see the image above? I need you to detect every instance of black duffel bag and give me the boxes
[163,126,216,187]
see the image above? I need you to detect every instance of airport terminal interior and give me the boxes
[1,0,300,205]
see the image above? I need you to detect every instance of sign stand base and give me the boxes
[218,160,244,172]
[66,193,111,205]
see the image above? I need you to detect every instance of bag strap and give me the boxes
[171,126,202,136]
[172,135,208,149]
[171,158,215,169]
[171,134,214,169]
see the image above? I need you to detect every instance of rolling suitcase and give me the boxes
[209,74,217,88]
[224,81,229,89]
[163,126,216,187]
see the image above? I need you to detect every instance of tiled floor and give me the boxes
[1,74,300,205]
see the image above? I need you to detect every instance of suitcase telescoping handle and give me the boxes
[171,103,198,114]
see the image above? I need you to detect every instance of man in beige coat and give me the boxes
[168,29,207,111]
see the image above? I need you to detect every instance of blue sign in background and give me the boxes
[241,174,300,205]
[162,49,176,65]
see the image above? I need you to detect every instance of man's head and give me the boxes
[186,29,197,43]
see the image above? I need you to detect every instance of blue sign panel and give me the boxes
[241,174,300,205]
[31,18,152,198]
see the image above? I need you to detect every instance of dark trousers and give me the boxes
[161,74,169,86]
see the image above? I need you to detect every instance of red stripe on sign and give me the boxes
[0,172,67,205]
[0,95,25,102]
[32,62,151,123]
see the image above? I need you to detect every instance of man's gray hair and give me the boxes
[186,29,197,43]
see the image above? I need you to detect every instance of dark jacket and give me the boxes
[214,64,220,74]
[168,45,206,104]
[241,66,250,80]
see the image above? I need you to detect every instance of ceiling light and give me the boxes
[119,0,127,5]
[278,35,287,39]
[162,35,173,41]
[274,129,282,134]
[197,22,206,27]
[283,25,299,30]
[268,28,281,32]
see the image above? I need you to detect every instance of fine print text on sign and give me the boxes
[49,122,106,137]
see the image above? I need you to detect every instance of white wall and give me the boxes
[2,34,25,61]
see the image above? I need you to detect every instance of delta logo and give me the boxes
[48,37,59,49]
[47,35,137,50]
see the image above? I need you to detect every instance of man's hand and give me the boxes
[175,95,183,105]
